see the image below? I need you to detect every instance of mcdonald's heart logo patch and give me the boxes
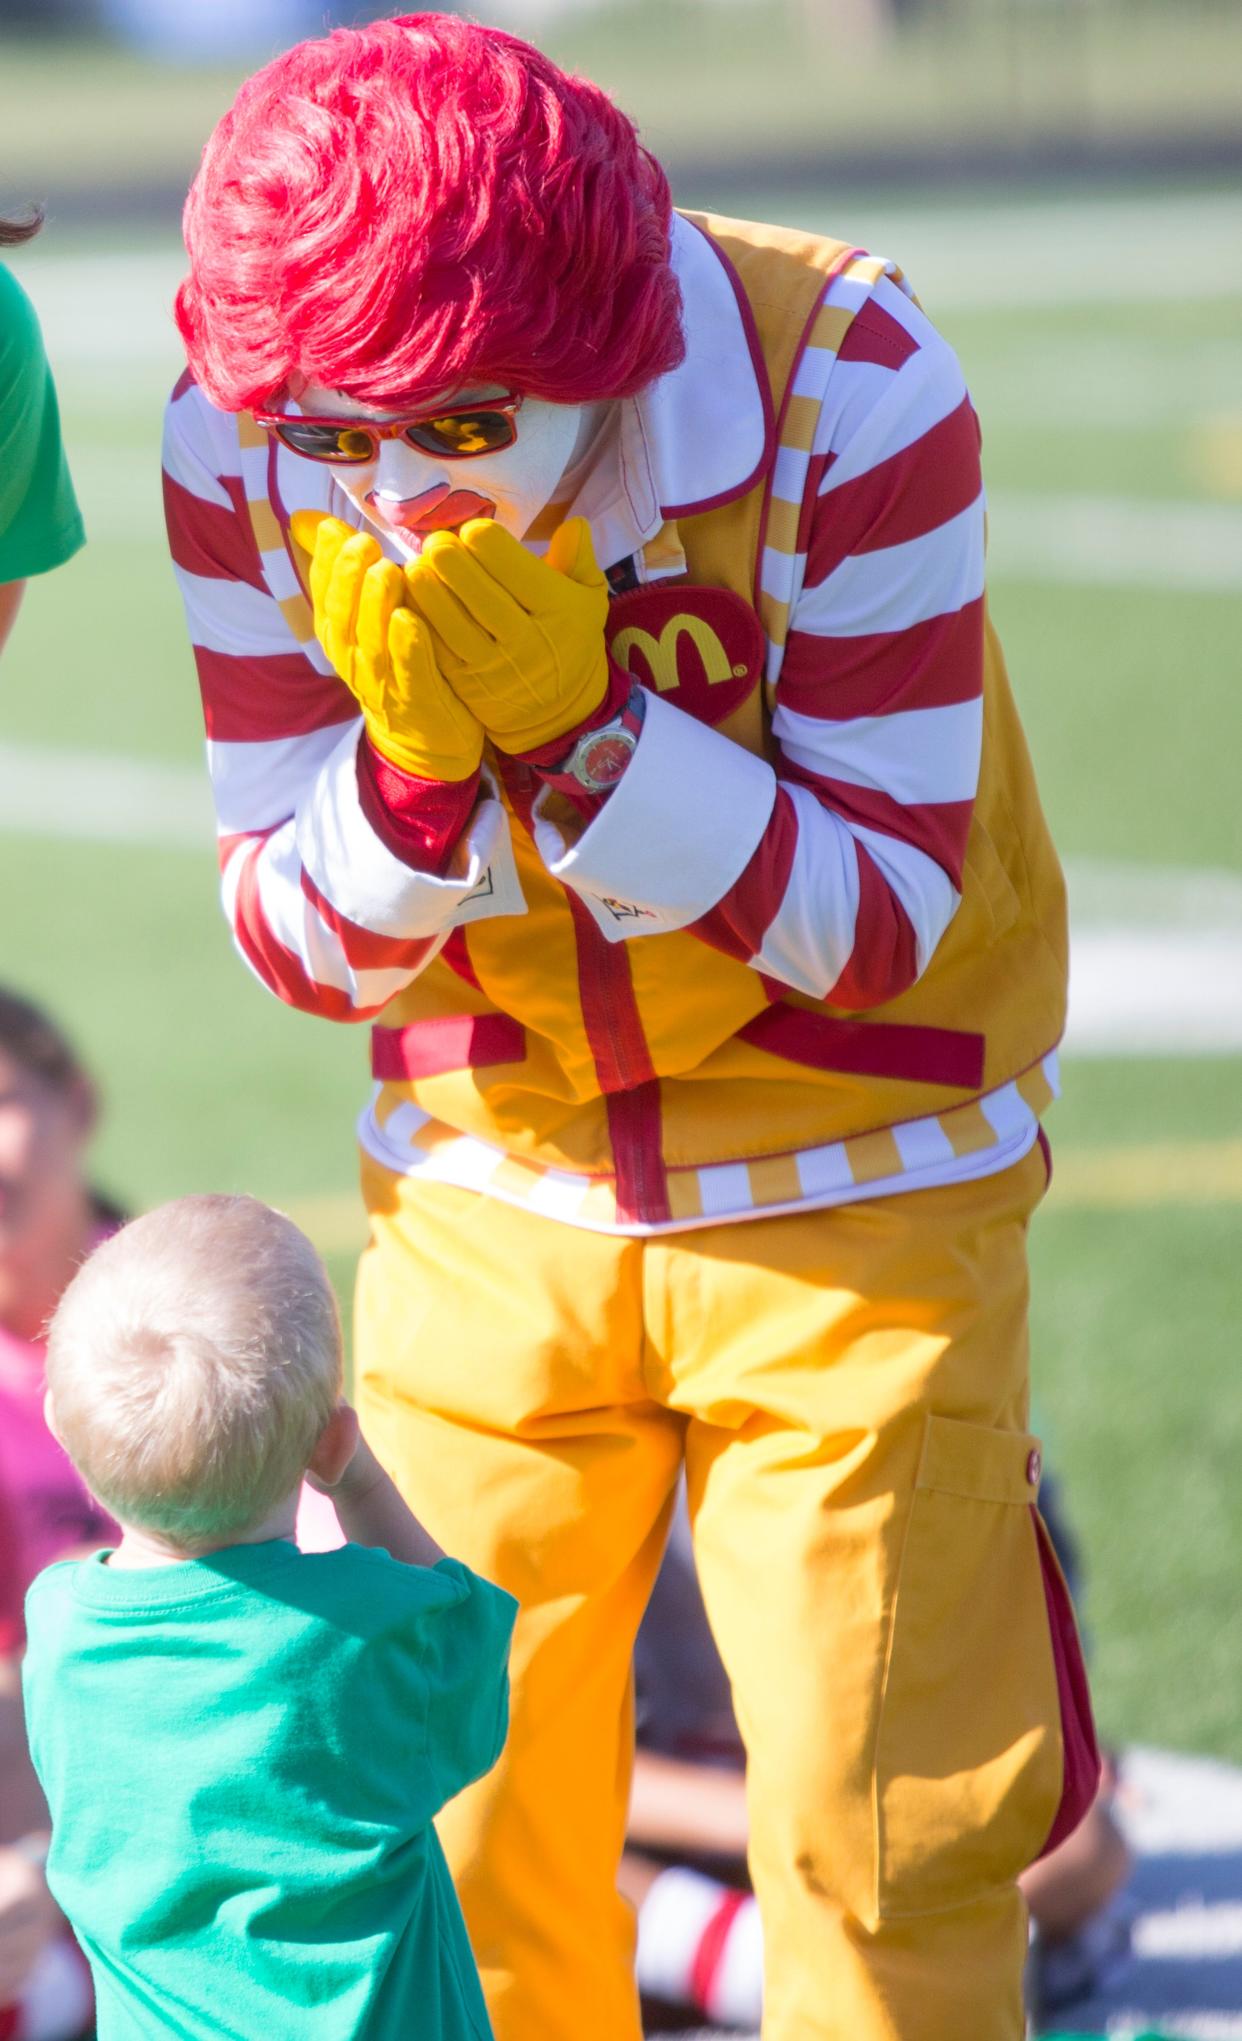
[605,585,765,727]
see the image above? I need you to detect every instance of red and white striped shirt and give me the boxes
[164,220,1050,1233]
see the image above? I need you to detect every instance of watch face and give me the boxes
[579,730,635,789]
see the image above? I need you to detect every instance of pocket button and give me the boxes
[1026,1448,1042,1487]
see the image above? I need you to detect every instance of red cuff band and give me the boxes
[356,739,479,876]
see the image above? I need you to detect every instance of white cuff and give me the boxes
[534,691,776,942]
[297,730,525,938]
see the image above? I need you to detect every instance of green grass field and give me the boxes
[3,2,1241,190]
[3,178,1241,1756]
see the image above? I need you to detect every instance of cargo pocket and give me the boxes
[873,1414,1096,1921]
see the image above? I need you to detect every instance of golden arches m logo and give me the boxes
[611,613,742,693]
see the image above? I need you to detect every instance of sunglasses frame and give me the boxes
[253,392,524,465]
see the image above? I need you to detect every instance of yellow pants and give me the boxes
[356,1142,1084,2041]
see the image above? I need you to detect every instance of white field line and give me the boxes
[16,192,1242,374]
[1134,1904,1242,1961]
[1065,861,1242,1056]
[987,491,1242,593]
[1,745,1238,1058]
[0,741,211,847]
[1096,2021,1242,2040]
[63,442,1242,596]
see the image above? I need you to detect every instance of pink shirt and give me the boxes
[0,1323,116,1625]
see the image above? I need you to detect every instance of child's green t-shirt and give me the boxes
[23,1541,516,2040]
[0,262,84,579]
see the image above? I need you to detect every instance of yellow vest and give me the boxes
[371,216,1068,1200]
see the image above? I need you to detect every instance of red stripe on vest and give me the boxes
[371,1014,526,1082]
[441,929,483,990]
[1032,1506,1101,1862]
[563,898,668,1225]
[737,1003,985,1091]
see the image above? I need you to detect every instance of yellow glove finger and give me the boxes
[354,557,405,692]
[385,608,484,784]
[544,515,606,594]
[402,557,493,671]
[323,531,382,683]
[456,516,576,616]
[289,508,326,554]
[290,511,353,621]
[418,530,528,643]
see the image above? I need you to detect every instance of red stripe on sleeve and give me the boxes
[827,840,920,1010]
[163,469,267,593]
[781,757,973,889]
[299,868,441,973]
[835,295,920,371]
[689,786,800,962]
[232,843,378,1021]
[196,644,358,742]
[805,395,982,587]
[796,448,837,552]
[779,598,984,719]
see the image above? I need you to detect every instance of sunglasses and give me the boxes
[254,393,524,466]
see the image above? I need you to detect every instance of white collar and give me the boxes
[564,213,774,570]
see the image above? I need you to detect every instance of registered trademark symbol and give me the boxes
[731,663,748,678]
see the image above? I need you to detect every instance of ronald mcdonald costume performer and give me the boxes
[164,16,1099,2038]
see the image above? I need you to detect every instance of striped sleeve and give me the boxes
[539,272,984,1007]
[163,376,524,1023]
[693,275,984,1005]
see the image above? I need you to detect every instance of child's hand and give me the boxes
[306,1405,444,1567]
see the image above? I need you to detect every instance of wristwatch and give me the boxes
[544,685,646,794]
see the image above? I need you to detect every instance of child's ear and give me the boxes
[307,1402,359,1489]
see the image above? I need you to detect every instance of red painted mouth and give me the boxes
[366,484,496,539]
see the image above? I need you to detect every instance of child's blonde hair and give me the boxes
[46,1194,341,1548]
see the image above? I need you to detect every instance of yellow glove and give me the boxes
[289,511,484,783]
[402,516,611,756]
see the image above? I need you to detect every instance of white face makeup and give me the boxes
[295,382,589,556]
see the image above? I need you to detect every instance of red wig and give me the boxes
[175,13,684,414]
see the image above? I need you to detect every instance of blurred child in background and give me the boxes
[0,992,113,2041]
[23,1194,515,2041]
[0,210,84,663]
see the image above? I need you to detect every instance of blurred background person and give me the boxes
[0,211,83,665]
[0,990,112,2041]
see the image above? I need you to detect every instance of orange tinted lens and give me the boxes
[405,409,515,458]
[277,420,375,462]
